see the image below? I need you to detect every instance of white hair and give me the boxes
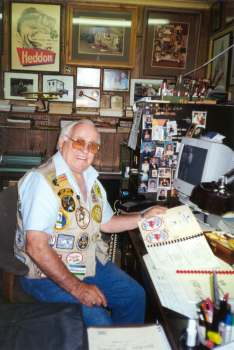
[57,119,100,149]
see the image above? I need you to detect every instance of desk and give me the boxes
[127,229,188,350]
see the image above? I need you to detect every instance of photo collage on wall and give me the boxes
[138,110,180,201]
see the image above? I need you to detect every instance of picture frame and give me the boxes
[76,67,101,88]
[209,30,231,91]
[210,1,223,33]
[4,72,39,100]
[75,88,100,108]
[103,69,130,91]
[11,2,61,72]
[43,75,74,102]
[66,3,137,68]
[129,79,163,106]
[142,8,201,78]
[111,95,123,109]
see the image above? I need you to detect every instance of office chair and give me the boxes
[0,185,29,302]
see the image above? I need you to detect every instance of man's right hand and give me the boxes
[72,282,107,308]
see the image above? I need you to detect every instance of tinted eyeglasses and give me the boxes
[66,135,100,154]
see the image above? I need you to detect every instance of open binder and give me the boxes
[138,205,234,318]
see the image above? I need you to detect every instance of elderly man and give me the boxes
[15,119,166,327]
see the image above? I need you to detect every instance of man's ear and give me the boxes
[58,136,68,151]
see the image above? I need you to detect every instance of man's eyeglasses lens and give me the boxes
[67,136,100,154]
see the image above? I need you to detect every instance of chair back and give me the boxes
[0,186,28,275]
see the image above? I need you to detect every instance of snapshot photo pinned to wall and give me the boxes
[43,75,74,102]
[129,79,162,106]
[11,3,61,71]
[192,110,207,127]
[4,72,39,100]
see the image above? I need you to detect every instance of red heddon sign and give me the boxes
[17,48,56,66]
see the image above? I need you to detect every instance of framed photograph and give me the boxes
[43,75,74,102]
[76,67,101,88]
[210,1,223,33]
[11,2,61,71]
[224,2,234,25]
[4,72,38,100]
[142,9,201,77]
[111,95,123,109]
[103,69,130,91]
[75,88,100,108]
[100,95,111,109]
[209,30,231,91]
[66,3,137,68]
[130,79,163,105]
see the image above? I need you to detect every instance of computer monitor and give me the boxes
[174,137,234,203]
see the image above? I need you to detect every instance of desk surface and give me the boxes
[128,229,188,350]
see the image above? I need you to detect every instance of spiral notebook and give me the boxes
[138,205,232,271]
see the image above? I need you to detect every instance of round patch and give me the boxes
[91,188,98,203]
[66,252,83,265]
[76,207,90,229]
[91,204,102,223]
[141,217,163,231]
[55,209,69,230]
[61,195,76,212]
[145,230,169,244]
[77,233,89,250]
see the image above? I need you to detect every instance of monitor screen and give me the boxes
[177,145,207,186]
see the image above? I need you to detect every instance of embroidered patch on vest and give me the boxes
[55,209,70,230]
[75,207,90,229]
[93,183,102,198]
[76,233,89,250]
[91,204,102,223]
[56,234,75,250]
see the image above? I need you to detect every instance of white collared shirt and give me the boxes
[19,151,114,234]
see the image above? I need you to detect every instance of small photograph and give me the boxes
[141,172,149,182]
[43,74,74,102]
[186,123,197,137]
[159,155,170,167]
[4,72,38,100]
[148,178,157,193]
[154,146,164,158]
[152,119,167,141]
[76,67,101,88]
[167,120,177,136]
[140,142,155,158]
[186,123,205,138]
[151,169,158,178]
[158,177,171,188]
[142,129,152,142]
[192,111,207,127]
[138,181,148,193]
[149,156,159,171]
[157,188,167,201]
[103,69,130,91]
[111,95,123,109]
[142,114,153,129]
[164,141,175,156]
[141,158,150,173]
[158,167,171,178]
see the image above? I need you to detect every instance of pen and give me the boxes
[212,271,220,309]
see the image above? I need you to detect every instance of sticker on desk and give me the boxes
[141,216,163,231]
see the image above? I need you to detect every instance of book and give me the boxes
[139,205,234,318]
[88,323,171,350]
[138,205,232,270]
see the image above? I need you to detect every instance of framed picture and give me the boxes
[142,9,201,77]
[210,1,223,33]
[66,3,137,68]
[76,67,101,88]
[224,2,234,25]
[75,88,100,108]
[4,72,38,100]
[11,2,61,71]
[130,79,163,105]
[209,30,231,91]
[43,75,74,102]
[103,69,130,91]
[111,95,123,109]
